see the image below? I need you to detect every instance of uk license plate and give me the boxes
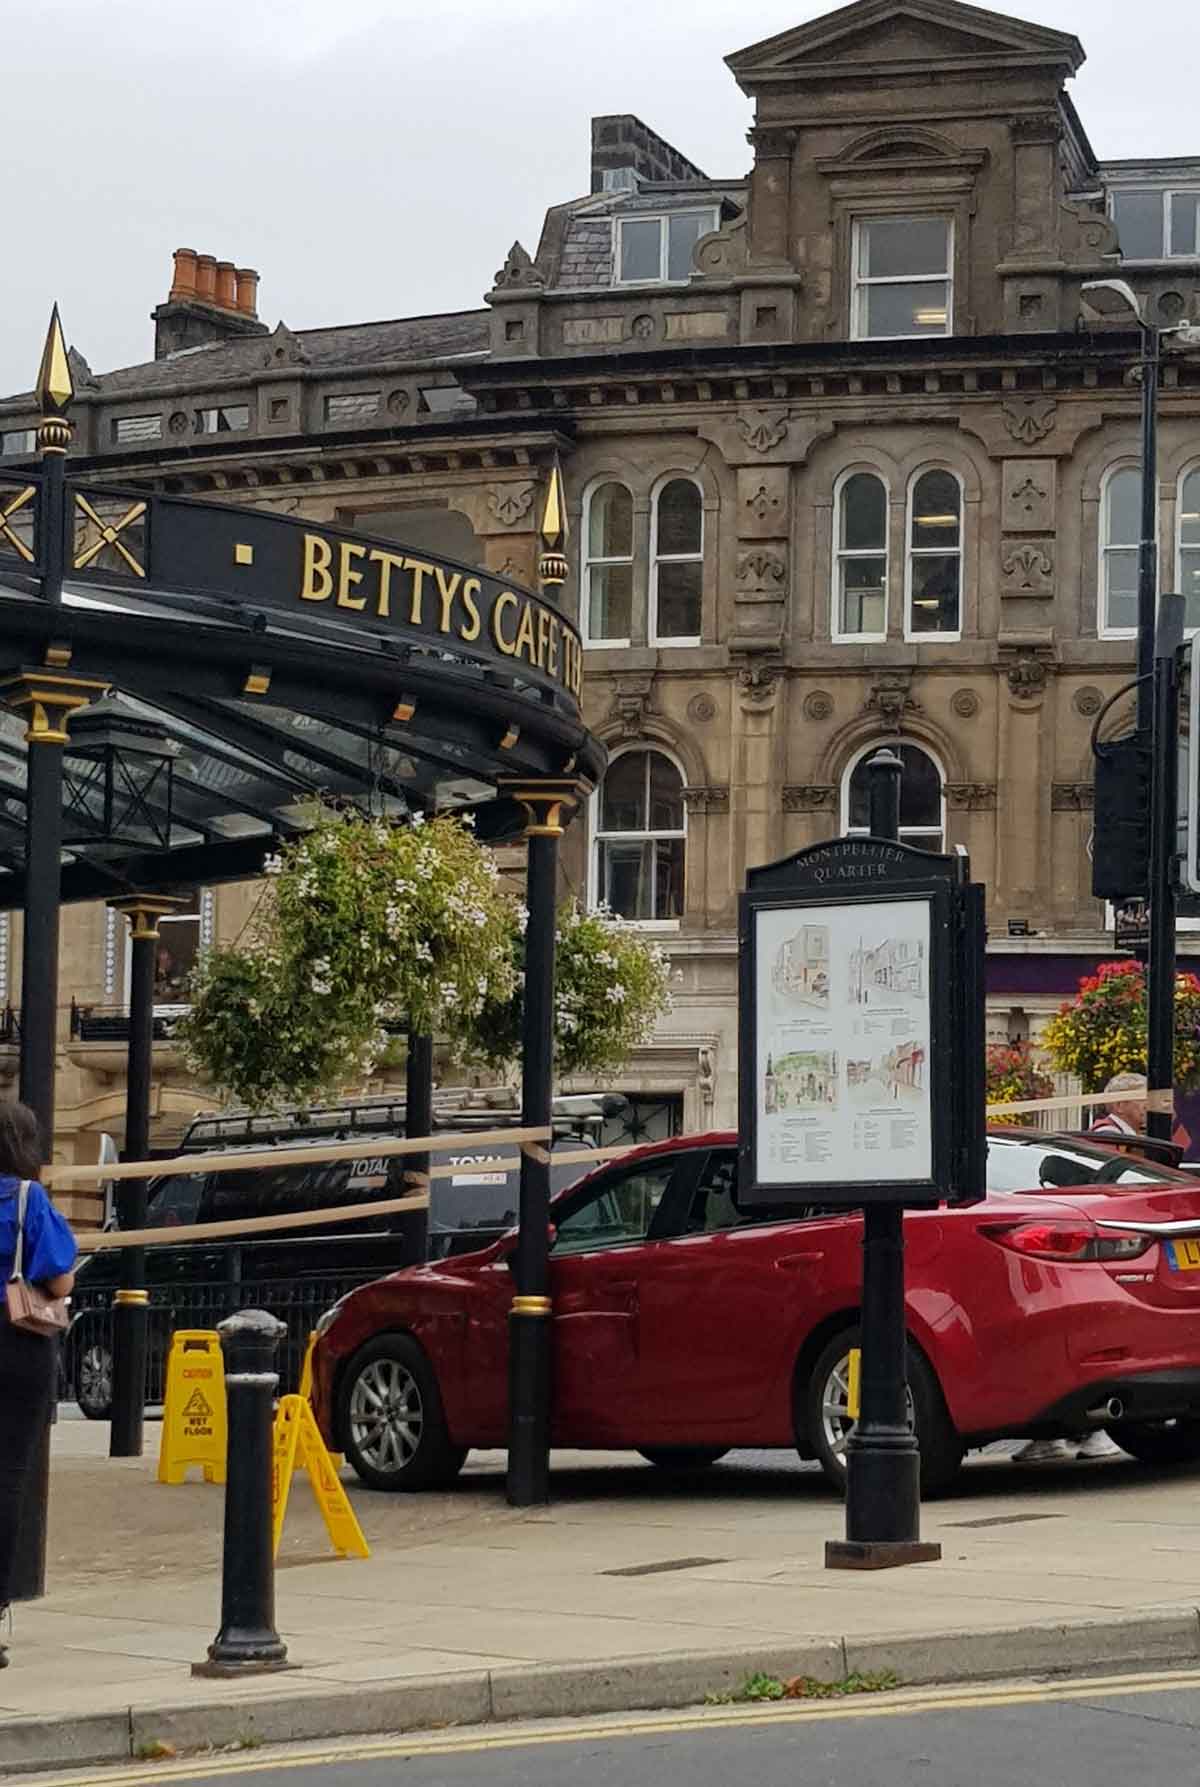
[1166,1239,1200,1271]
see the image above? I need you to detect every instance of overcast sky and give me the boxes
[2,0,1195,398]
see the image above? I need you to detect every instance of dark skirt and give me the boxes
[0,1319,58,1606]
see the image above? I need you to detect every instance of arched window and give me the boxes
[906,469,962,638]
[593,749,685,922]
[582,481,634,646]
[833,471,888,639]
[650,477,703,645]
[1100,465,1140,635]
[843,744,945,853]
[1178,465,1200,633]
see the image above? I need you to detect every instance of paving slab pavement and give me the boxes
[3,1419,1200,1767]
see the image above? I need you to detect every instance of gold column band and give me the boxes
[511,1295,552,1317]
[113,1289,150,1307]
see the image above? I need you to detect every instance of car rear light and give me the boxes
[983,1221,1150,1263]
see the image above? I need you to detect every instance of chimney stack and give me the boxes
[153,246,268,359]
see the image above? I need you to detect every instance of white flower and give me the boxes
[410,811,426,829]
[477,975,489,996]
[460,811,476,829]
[516,904,529,935]
[596,950,617,969]
[606,983,627,1004]
[263,851,283,876]
[415,940,432,962]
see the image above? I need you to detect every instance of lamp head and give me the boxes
[1080,278,1145,326]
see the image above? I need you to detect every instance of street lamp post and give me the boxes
[1081,279,1179,1145]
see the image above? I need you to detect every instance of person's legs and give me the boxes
[0,1324,57,1639]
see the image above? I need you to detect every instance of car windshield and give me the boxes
[986,1134,1193,1193]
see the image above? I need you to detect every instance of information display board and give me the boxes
[738,838,984,1208]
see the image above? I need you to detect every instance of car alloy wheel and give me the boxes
[818,1347,915,1469]
[348,1356,425,1474]
[76,1339,115,1420]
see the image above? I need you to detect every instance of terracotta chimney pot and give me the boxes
[169,248,198,301]
[195,255,217,302]
[234,268,260,317]
[215,261,238,310]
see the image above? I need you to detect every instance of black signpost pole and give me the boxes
[405,1032,433,1264]
[1147,594,1184,1145]
[829,750,940,1570]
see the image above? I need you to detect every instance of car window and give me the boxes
[201,1159,394,1227]
[986,1135,1185,1193]
[681,1151,743,1234]
[145,1173,206,1229]
[553,1164,675,1256]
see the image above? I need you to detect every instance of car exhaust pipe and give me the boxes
[1086,1397,1124,1423]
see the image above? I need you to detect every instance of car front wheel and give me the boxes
[337,1334,467,1492]
[1107,1417,1200,1467]
[803,1327,963,1497]
[73,1327,115,1420]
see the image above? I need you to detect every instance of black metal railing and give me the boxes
[63,1273,379,1409]
[69,999,180,1043]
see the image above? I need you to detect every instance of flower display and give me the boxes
[1041,959,1200,1094]
[984,1041,1055,1122]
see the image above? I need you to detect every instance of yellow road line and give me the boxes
[41,1666,1200,1787]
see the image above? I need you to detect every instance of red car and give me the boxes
[310,1128,1200,1496]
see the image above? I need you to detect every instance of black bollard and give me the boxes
[194,1310,289,1676]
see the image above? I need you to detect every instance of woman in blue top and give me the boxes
[0,1102,76,1668]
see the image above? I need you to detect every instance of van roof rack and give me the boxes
[181,1088,628,1151]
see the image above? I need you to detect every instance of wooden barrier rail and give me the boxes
[73,1189,431,1254]
[985,1087,1173,1119]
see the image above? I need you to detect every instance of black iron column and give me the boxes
[829,748,940,1570]
[108,894,186,1458]
[404,1031,433,1264]
[196,1310,288,1676]
[1135,325,1161,734]
[4,310,107,1603]
[1147,594,1184,1144]
[501,779,580,1509]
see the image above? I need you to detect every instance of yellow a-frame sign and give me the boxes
[272,1395,369,1560]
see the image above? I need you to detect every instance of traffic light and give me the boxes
[1092,733,1150,900]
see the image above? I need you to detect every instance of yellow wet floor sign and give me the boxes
[158,1330,227,1484]
[272,1394,369,1560]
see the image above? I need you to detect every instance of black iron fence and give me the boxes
[63,1273,379,1413]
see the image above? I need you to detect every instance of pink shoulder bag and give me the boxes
[5,1180,69,1337]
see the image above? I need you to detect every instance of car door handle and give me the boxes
[775,1251,824,1270]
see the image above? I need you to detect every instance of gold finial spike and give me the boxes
[538,461,569,590]
[35,305,74,417]
[540,461,566,551]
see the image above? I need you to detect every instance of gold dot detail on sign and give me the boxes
[234,543,254,566]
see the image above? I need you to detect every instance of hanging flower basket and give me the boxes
[985,1041,1055,1123]
[1041,959,1200,1094]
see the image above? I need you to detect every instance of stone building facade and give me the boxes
[4,0,1200,1155]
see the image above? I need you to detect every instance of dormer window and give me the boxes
[851,217,952,339]
[1110,188,1200,260]
[615,209,718,285]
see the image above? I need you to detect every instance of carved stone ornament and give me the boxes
[1002,397,1057,446]
[803,690,834,722]
[736,547,787,592]
[693,213,748,280]
[951,689,980,719]
[783,784,836,812]
[1001,539,1054,590]
[1052,782,1095,811]
[168,411,188,435]
[946,782,997,810]
[262,321,309,367]
[1059,199,1120,263]
[865,671,920,729]
[1001,644,1055,700]
[486,481,536,527]
[734,657,781,706]
[387,388,411,416]
[1001,459,1056,533]
[738,467,788,537]
[631,313,656,341]
[687,693,717,724]
[683,785,730,814]
[610,675,656,738]
[492,240,545,291]
[737,409,789,455]
[1073,685,1104,717]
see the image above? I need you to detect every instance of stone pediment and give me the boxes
[727,0,1084,88]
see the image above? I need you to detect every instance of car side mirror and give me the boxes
[502,1225,557,1270]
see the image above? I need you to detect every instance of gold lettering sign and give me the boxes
[296,534,580,699]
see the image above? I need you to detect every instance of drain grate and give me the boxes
[946,1513,1066,1530]
[602,1556,729,1577]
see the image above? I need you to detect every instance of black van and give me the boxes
[65,1089,624,1417]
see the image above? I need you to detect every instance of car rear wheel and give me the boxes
[338,1334,467,1492]
[1107,1417,1200,1467]
[803,1328,963,1497]
[637,1446,729,1471]
[73,1327,115,1420]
